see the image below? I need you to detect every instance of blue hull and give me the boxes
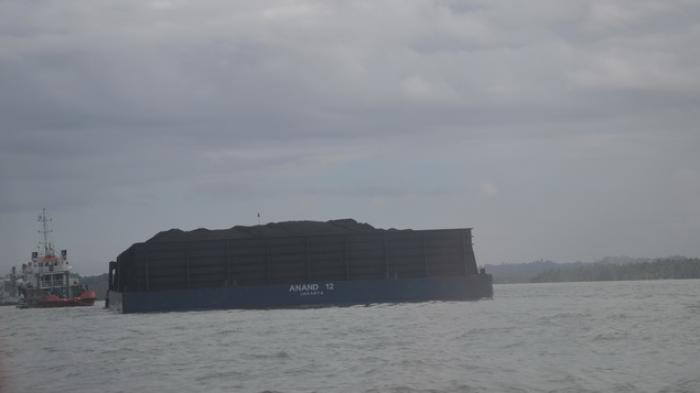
[107,275,492,313]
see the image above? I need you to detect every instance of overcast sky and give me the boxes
[1,0,699,275]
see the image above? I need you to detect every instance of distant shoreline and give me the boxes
[485,257,700,284]
[495,277,700,285]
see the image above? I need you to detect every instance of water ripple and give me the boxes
[1,280,699,393]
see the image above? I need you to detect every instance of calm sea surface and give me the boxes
[1,280,699,393]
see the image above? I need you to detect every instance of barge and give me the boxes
[106,219,492,313]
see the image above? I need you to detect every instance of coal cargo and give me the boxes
[106,219,493,313]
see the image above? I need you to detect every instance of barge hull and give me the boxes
[107,275,492,313]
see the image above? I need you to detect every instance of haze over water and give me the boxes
[1,280,698,393]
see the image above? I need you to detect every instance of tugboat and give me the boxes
[15,209,96,308]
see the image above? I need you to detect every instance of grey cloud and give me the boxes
[1,1,699,273]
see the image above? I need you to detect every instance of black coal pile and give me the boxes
[146,218,401,243]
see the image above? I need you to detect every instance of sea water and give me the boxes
[1,279,699,393]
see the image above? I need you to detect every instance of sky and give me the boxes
[1,0,699,275]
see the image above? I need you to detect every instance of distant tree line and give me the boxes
[484,260,559,283]
[529,257,700,283]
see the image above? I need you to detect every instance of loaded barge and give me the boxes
[106,219,492,313]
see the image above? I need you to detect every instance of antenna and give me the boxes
[257,212,261,226]
[38,208,53,256]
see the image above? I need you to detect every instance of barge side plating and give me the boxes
[106,223,492,313]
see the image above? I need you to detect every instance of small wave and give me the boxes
[214,328,241,336]
[592,330,628,341]
[195,369,246,382]
[545,388,601,393]
[537,312,592,325]
[500,341,524,349]
[365,384,477,393]
[609,313,629,320]
[243,351,291,360]
[398,359,427,367]
[552,312,593,319]
[659,378,700,393]
[610,382,638,392]
[455,326,514,339]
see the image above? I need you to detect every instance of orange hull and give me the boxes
[26,290,97,308]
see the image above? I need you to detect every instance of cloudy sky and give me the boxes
[1,0,699,275]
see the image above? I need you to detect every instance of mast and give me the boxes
[38,208,53,256]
